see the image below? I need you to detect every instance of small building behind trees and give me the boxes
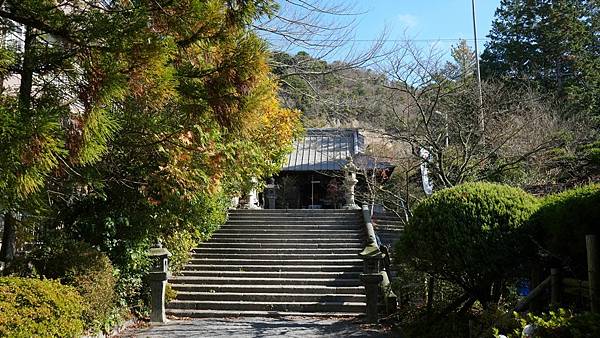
[272,128,393,209]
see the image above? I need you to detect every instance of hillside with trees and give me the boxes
[270,7,600,333]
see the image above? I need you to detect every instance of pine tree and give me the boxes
[0,0,300,263]
[445,39,477,84]
[481,0,599,116]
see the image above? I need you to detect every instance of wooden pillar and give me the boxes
[587,235,599,313]
[551,268,560,307]
[530,265,543,312]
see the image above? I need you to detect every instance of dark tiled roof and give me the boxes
[282,128,364,171]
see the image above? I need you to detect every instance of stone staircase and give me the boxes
[371,212,404,249]
[166,209,367,318]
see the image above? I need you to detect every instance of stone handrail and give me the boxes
[361,205,378,246]
[358,205,398,322]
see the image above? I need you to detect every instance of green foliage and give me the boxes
[397,182,540,304]
[1,0,300,317]
[529,183,600,277]
[582,140,600,166]
[497,309,600,338]
[399,312,471,338]
[165,283,178,303]
[0,277,84,337]
[481,0,599,116]
[26,237,117,332]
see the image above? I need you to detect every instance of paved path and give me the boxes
[119,317,395,338]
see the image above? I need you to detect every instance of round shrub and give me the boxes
[0,277,84,337]
[529,183,600,277]
[30,238,117,331]
[397,182,539,304]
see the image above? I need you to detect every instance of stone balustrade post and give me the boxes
[359,240,383,323]
[360,253,383,323]
[148,240,171,323]
[265,177,277,209]
[342,157,360,210]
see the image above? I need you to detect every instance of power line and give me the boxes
[265,37,491,43]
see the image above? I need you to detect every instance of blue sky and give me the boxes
[355,0,501,54]
[265,1,502,60]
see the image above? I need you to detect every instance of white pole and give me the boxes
[471,0,484,134]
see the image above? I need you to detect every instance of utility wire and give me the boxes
[264,38,491,42]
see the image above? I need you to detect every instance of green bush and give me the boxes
[529,184,600,277]
[54,183,229,316]
[29,237,117,332]
[0,277,84,337]
[496,309,600,338]
[397,182,539,305]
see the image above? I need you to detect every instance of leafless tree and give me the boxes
[370,40,564,192]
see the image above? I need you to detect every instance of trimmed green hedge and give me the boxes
[397,182,539,304]
[29,238,117,331]
[529,183,600,276]
[0,277,84,337]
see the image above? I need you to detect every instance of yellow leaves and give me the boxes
[8,117,69,200]
[241,74,302,152]
[76,106,120,165]
[151,0,227,44]
[127,38,179,111]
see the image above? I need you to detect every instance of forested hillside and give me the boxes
[273,33,599,200]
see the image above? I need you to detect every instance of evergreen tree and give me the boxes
[480,0,599,116]
[445,39,477,84]
[0,0,301,265]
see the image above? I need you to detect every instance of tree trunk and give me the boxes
[19,26,35,112]
[0,212,17,263]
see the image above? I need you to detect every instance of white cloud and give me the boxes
[398,14,418,28]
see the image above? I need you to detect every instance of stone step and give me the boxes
[180,264,363,272]
[192,248,361,255]
[221,223,361,229]
[209,234,364,241]
[374,218,404,223]
[225,219,361,224]
[219,226,362,232]
[177,271,362,279]
[169,284,365,295]
[167,208,367,319]
[229,209,360,214]
[169,276,362,287]
[373,213,403,218]
[187,258,363,266]
[378,233,402,239]
[196,242,363,249]
[206,237,364,244]
[216,229,362,234]
[173,292,366,303]
[376,226,403,230]
[228,216,361,221]
[228,214,361,219]
[189,253,361,260]
[166,300,366,313]
[165,309,363,318]
[218,224,362,233]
